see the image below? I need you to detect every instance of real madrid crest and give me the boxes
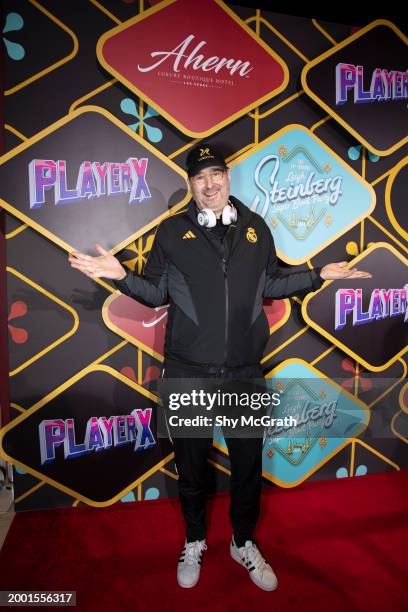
[246,227,257,243]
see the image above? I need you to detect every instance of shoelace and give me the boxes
[183,541,208,566]
[242,542,268,576]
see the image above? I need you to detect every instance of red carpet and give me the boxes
[0,470,407,611]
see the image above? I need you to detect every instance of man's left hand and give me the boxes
[320,261,372,280]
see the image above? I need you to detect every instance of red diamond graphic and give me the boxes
[97,0,288,136]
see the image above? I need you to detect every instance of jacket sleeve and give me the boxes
[263,230,324,299]
[112,224,168,307]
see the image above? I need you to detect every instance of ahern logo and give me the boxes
[97,0,288,136]
[137,34,253,78]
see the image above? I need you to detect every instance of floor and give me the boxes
[0,470,406,611]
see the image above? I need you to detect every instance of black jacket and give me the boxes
[113,197,323,367]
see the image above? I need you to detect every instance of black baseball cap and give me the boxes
[186,144,227,177]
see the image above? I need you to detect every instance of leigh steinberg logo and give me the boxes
[249,153,343,239]
[230,125,374,264]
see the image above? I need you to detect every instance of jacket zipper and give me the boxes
[222,257,228,366]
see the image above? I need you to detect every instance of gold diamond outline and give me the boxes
[301,20,408,157]
[7,266,79,377]
[0,105,190,256]
[398,381,408,416]
[302,242,408,372]
[102,291,166,363]
[102,292,292,363]
[229,123,376,264]
[5,0,79,96]
[391,410,408,444]
[385,156,408,243]
[213,358,370,487]
[96,0,290,138]
[0,363,175,507]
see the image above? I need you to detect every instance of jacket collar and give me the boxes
[184,195,255,259]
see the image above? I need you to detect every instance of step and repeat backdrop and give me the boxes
[0,0,407,510]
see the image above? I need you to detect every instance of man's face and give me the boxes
[188,166,231,217]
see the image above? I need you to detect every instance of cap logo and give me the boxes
[187,144,226,176]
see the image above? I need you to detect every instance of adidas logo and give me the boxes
[182,231,196,239]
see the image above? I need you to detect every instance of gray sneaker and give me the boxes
[230,538,278,591]
[177,539,207,588]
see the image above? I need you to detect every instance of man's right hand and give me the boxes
[68,244,127,280]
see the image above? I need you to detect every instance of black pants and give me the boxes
[163,360,263,547]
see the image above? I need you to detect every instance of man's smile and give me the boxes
[203,190,220,200]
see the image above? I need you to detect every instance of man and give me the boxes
[69,144,370,591]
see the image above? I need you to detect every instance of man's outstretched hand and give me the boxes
[320,261,372,280]
[68,244,127,280]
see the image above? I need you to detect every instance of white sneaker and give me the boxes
[230,538,278,591]
[177,539,207,588]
